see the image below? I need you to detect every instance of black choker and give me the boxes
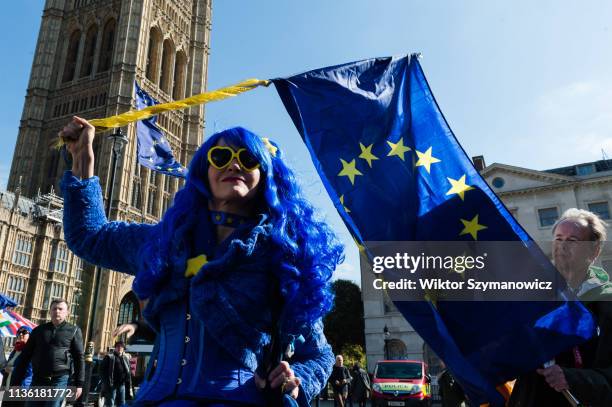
[210,211,254,227]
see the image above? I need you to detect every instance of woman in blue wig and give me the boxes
[60,116,343,407]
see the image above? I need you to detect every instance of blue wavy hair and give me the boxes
[137,126,344,326]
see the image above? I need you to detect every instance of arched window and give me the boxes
[146,27,163,83]
[172,50,187,100]
[80,25,98,77]
[159,39,175,94]
[98,19,116,72]
[62,30,81,82]
[117,292,139,326]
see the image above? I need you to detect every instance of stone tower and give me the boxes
[7,0,211,351]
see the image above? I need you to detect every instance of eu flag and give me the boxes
[135,82,187,178]
[273,55,595,406]
[0,294,17,310]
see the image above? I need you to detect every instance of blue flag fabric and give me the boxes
[273,55,595,406]
[135,82,187,178]
[0,294,17,309]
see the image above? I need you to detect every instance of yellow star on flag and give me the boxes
[415,147,441,173]
[185,254,208,277]
[358,143,379,168]
[352,237,366,254]
[446,175,475,201]
[386,138,411,161]
[338,158,363,185]
[459,215,487,240]
[339,195,351,213]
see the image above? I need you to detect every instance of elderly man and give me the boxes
[12,299,84,407]
[510,208,612,406]
[330,355,351,407]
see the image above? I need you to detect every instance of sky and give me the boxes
[2,1,612,285]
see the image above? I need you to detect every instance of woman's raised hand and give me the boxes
[61,116,96,179]
[112,323,138,339]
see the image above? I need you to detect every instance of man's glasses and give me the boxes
[207,146,260,172]
[17,331,28,335]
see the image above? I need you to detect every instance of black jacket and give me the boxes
[13,321,84,387]
[330,365,351,391]
[100,351,132,389]
[509,277,612,407]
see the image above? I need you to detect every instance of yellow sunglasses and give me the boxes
[207,146,261,172]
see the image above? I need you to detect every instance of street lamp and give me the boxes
[383,325,390,360]
[81,128,128,404]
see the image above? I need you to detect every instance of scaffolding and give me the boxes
[34,186,64,223]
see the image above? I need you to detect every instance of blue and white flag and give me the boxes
[135,82,187,178]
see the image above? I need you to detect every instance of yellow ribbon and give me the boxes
[88,78,270,131]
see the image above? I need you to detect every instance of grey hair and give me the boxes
[552,208,608,243]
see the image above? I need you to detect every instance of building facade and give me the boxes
[361,158,612,372]
[0,189,87,335]
[481,159,612,267]
[4,0,211,352]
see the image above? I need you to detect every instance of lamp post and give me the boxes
[383,325,390,360]
[81,128,128,405]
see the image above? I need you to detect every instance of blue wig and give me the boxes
[136,127,344,327]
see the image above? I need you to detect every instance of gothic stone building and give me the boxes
[5,0,211,353]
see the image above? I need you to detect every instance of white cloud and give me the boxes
[333,262,361,286]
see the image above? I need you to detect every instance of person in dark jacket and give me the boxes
[509,209,612,406]
[438,368,465,407]
[330,355,351,407]
[12,298,84,407]
[350,363,370,407]
[100,341,132,407]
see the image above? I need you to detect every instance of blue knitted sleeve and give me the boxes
[290,319,334,404]
[60,171,157,275]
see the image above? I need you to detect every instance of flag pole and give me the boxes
[543,361,581,407]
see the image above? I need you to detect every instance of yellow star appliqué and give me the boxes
[339,195,351,213]
[386,139,411,161]
[338,158,363,185]
[185,254,208,278]
[358,143,379,168]
[415,147,441,173]
[446,175,475,201]
[459,215,487,240]
[262,138,278,156]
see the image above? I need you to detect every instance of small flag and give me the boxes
[0,309,36,337]
[0,293,17,309]
[135,82,187,178]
